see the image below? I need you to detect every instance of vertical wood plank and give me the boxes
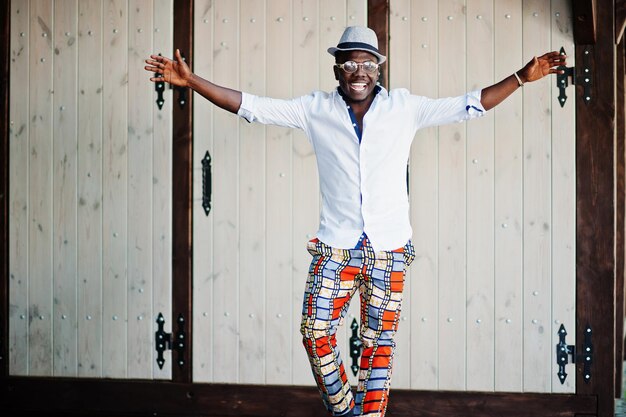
[575,1,617,414]
[192,0,215,383]
[264,0,294,385]
[615,35,626,399]
[152,0,173,380]
[77,0,103,378]
[465,0,495,391]
[407,0,439,391]
[102,0,128,378]
[388,0,411,390]
[127,0,154,379]
[52,0,79,377]
[368,0,389,87]
[211,0,240,383]
[9,0,30,376]
[347,0,367,26]
[0,0,8,381]
[319,0,354,387]
[437,0,466,391]
[28,0,54,376]
[522,0,552,392]
[550,0,575,393]
[291,0,320,386]
[494,0,524,392]
[319,0,345,93]
[238,0,267,384]
[170,0,194,383]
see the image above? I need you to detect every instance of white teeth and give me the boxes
[350,83,366,91]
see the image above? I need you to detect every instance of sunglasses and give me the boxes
[334,60,379,74]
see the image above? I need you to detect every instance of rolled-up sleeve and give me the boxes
[414,89,486,129]
[237,92,309,130]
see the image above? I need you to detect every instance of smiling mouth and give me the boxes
[349,82,367,92]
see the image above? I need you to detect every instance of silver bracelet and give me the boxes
[513,72,524,87]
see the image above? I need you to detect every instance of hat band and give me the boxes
[336,41,380,54]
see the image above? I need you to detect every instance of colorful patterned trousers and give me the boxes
[301,236,415,417]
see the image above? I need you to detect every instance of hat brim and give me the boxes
[328,46,386,64]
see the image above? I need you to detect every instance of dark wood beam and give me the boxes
[573,0,597,44]
[368,0,389,88]
[0,377,598,417]
[172,0,194,383]
[0,0,10,380]
[615,35,626,395]
[618,0,626,44]
[576,1,616,416]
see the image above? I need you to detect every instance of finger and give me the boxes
[144,65,160,73]
[150,54,171,64]
[175,48,184,63]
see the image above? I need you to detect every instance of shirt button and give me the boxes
[352,123,357,126]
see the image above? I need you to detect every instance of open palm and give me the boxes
[519,51,567,83]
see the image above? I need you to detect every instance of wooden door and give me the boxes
[192,0,369,386]
[0,0,620,416]
[8,0,174,380]
[388,0,576,393]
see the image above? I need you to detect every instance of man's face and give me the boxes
[334,50,379,103]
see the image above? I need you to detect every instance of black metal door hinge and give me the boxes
[555,323,593,384]
[349,318,362,376]
[155,312,186,369]
[202,151,212,216]
[556,46,593,107]
[153,52,188,110]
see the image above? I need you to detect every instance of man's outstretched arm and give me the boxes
[480,51,567,111]
[145,48,242,114]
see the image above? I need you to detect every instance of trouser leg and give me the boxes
[353,240,414,417]
[301,239,361,416]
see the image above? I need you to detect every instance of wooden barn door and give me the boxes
[8,0,175,380]
[191,0,369,386]
[388,0,577,393]
[0,1,621,417]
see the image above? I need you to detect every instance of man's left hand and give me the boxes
[519,51,568,83]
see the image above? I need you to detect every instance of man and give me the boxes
[145,26,566,417]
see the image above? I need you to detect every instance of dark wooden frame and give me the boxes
[616,35,626,396]
[575,1,619,417]
[0,0,624,416]
[368,0,389,88]
[171,0,194,384]
[617,0,626,44]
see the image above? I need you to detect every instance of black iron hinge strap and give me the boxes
[155,312,186,370]
[555,323,592,385]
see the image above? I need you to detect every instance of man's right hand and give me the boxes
[145,48,191,87]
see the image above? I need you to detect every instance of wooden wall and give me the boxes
[8,0,173,379]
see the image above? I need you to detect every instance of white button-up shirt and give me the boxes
[237,87,486,251]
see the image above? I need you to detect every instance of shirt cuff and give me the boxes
[237,92,256,123]
[465,89,486,118]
